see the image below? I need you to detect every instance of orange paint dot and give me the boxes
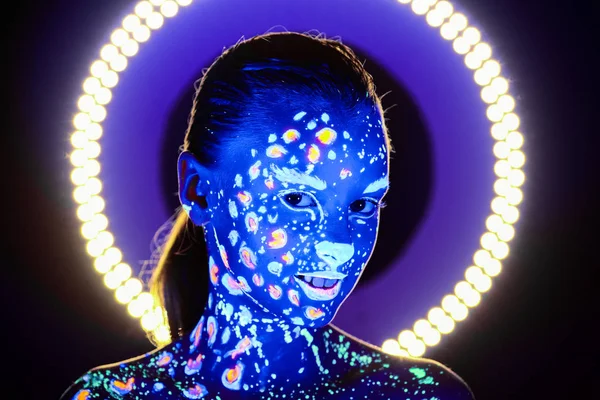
[248,217,258,233]
[306,307,324,319]
[220,246,230,269]
[340,168,352,179]
[210,265,219,284]
[282,129,300,143]
[268,284,282,299]
[76,390,90,400]
[281,251,293,264]
[240,248,255,269]
[227,366,240,383]
[265,177,275,189]
[252,273,264,286]
[249,161,261,180]
[268,229,287,249]
[237,191,252,205]
[266,144,287,158]
[307,144,320,163]
[316,127,337,145]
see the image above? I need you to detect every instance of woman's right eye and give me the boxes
[282,192,316,207]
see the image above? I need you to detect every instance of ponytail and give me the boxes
[149,209,209,345]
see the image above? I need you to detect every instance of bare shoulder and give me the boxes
[59,345,173,399]
[330,326,475,399]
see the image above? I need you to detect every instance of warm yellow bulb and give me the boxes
[87,239,105,258]
[508,169,526,187]
[491,122,509,140]
[435,1,453,18]
[73,112,91,130]
[473,249,492,267]
[153,325,172,344]
[465,52,483,70]
[73,187,91,205]
[407,339,426,357]
[411,0,431,15]
[160,1,179,17]
[147,12,165,29]
[448,13,468,31]
[491,241,509,259]
[110,54,128,72]
[115,285,135,304]
[96,231,115,250]
[83,77,101,95]
[481,85,498,103]
[85,123,103,140]
[127,298,146,318]
[135,1,154,18]
[77,95,96,112]
[453,37,471,54]
[494,160,511,178]
[436,316,455,334]
[113,263,132,282]
[398,330,417,347]
[70,149,88,167]
[426,10,445,27]
[103,246,123,266]
[481,258,502,277]
[441,295,460,313]
[122,14,141,32]
[473,274,492,293]
[71,131,88,149]
[482,59,501,77]
[480,232,498,250]
[450,303,468,321]
[494,178,511,196]
[506,187,523,206]
[90,60,109,78]
[121,40,140,57]
[497,95,515,113]
[486,104,504,122]
[77,204,94,222]
[506,131,524,149]
[493,142,510,159]
[101,70,119,88]
[94,255,113,274]
[111,29,129,47]
[89,105,107,123]
[427,307,446,326]
[124,278,143,297]
[496,223,515,242]
[462,27,481,45]
[440,23,458,40]
[422,329,441,346]
[382,339,403,355]
[133,25,151,42]
[413,319,432,337]
[90,213,109,230]
[141,311,161,331]
[83,141,101,159]
[70,168,88,186]
[473,42,492,60]
[81,221,99,240]
[502,113,520,131]
[100,44,119,62]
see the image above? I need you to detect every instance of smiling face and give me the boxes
[205,103,389,327]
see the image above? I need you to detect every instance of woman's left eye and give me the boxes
[349,199,379,217]
[283,192,316,207]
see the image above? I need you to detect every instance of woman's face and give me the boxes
[207,105,389,327]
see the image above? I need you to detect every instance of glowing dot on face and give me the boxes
[266,144,287,158]
[282,251,294,265]
[222,362,244,390]
[268,284,283,299]
[268,133,277,143]
[252,273,264,287]
[268,228,287,249]
[307,144,321,163]
[288,289,300,306]
[305,306,325,320]
[237,191,252,206]
[207,316,218,346]
[343,131,350,139]
[321,113,330,123]
[219,246,230,269]
[328,150,336,160]
[237,276,251,293]
[245,212,259,233]
[183,383,208,399]
[265,176,275,190]
[340,168,352,179]
[156,351,173,367]
[267,261,283,277]
[316,127,337,145]
[110,378,135,395]
[307,120,317,130]
[249,160,261,180]
[210,264,219,284]
[293,111,307,121]
[282,129,301,144]
[222,273,243,295]
[239,247,257,269]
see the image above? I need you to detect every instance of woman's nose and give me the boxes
[315,241,354,270]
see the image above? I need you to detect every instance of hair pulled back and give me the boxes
[150,31,386,345]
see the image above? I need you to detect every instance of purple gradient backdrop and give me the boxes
[99,0,494,345]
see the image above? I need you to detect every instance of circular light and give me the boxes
[123,14,142,32]
[382,339,403,355]
[74,0,525,352]
[135,1,154,18]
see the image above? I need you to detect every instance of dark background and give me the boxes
[4,0,597,399]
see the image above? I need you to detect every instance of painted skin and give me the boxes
[61,105,474,399]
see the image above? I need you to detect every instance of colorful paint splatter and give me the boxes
[61,109,473,399]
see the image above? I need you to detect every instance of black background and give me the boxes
[4,0,598,399]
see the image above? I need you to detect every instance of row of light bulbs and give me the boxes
[381,0,525,358]
[69,0,525,350]
[70,0,197,345]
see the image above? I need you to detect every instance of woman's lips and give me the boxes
[293,274,342,301]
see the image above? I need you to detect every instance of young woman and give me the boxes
[62,32,474,399]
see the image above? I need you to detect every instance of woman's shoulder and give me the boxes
[330,326,475,399]
[59,345,177,399]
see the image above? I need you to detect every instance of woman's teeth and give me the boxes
[299,275,338,288]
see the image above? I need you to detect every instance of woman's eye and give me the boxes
[283,192,315,207]
[350,199,378,217]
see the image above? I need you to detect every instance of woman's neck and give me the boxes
[175,281,331,391]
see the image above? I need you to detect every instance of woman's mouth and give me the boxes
[293,274,343,301]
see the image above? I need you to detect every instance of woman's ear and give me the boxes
[177,151,215,226]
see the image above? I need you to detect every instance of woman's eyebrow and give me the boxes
[362,176,389,194]
[269,164,327,191]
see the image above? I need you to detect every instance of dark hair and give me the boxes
[150,31,388,345]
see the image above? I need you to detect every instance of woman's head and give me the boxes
[152,32,391,340]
